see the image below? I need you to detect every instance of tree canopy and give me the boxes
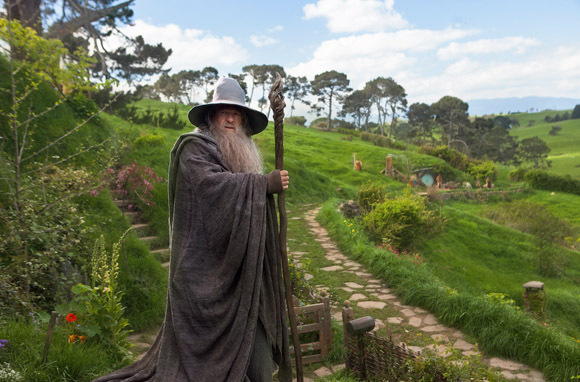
[5,0,172,81]
[310,70,351,130]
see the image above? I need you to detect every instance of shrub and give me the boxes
[519,168,580,196]
[66,93,99,120]
[337,127,359,137]
[284,116,307,126]
[357,181,386,214]
[362,188,441,250]
[360,131,406,150]
[467,160,497,181]
[133,133,165,149]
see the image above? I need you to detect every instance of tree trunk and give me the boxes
[6,0,42,34]
[327,90,333,130]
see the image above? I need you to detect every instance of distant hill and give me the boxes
[467,96,580,116]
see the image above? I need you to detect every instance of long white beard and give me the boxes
[209,123,263,174]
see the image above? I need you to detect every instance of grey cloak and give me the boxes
[93,131,291,381]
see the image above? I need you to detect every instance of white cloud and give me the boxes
[116,20,248,72]
[249,35,278,47]
[303,0,409,33]
[288,27,478,88]
[437,37,540,60]
[268,25,284,33]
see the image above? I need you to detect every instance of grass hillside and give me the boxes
[509,111,580,179]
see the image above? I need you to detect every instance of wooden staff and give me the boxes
[268,73,304,382]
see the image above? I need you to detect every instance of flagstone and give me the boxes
[414,307,428,314]
[313,366,332,377]
[355,272,372,278]
[341,287,354,292]
[349,293,367,301]
[304,273,314,281]
[421,325,447,333]
[387,317,403,324]
[423,314,438,325]
[400,309,416,317]
[488,358,525,371]
[425,344,452,357]
[357,301,386,309]
[431,334,449,343]
[345,282,364,289]
[454,339,474,351]
[377,294,397,300]
[408,317,422,327]
[321,265,343,271]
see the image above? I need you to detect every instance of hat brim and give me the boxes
[188,101,269,135]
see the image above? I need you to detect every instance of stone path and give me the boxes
[296,206,545,382]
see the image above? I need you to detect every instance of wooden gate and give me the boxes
[289,293,332,366]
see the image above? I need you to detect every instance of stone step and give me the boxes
[151,248,170,254]
[123,211,139,221]
[140,236,158,242]
[131,223,149,231]
[162,262,170,268]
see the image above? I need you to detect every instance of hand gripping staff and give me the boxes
[268,73,304,382]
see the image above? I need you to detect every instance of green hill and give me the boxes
[510,111,580,179]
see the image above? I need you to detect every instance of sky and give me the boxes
[125,0,580,116]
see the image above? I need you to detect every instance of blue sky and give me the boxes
[125,0,580,113]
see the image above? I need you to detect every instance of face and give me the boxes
[212,106,244,133]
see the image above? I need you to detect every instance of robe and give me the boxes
[93,131,291,382]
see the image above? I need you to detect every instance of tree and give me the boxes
[479,127,519,164]
[517,136,551,168]
[341,89,373,130]
[242,64,267,104]
[310,70,351,130]
[571,105,580,119]
[0,19,115,309]
[284,75,310,118]
[200,66,219,103]
[407,102,434,145]
[363,77,407,137]
[470,117,494,155]
[430,96,470,149]
[493,115,517,129]
[5,0,172,81]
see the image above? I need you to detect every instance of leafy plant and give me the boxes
[357,181,386,214]
[58,230,133,360]
[362,187,442,249]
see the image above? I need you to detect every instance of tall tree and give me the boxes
[4,0,172,81]
[517,137,551,168]
[283,75,310,118]
[310,70,351,130]
[200,66,219,103]
[430,95,470,149]
[242,64,267,104]
[478,127,519,164]
[228,73,248,99]
[407,102,434,145]
[384,78,407,138]
[342,89,373,130]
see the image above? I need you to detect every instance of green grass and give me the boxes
[0,320,127,381]
[318,200,580,381]
[509,112,580,179]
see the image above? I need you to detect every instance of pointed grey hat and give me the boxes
[187,77,268,135]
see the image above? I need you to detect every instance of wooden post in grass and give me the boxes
[42,311,58,362]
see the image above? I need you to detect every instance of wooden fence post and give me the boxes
[342,300,354,370]
[42,311,58,362]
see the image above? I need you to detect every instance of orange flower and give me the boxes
[79,336,87,343]
[68,334,78,343]
[66,313,77,323]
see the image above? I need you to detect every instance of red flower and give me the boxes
[66,313,77,323]
[79,336,87,343]
[68,334,78,343]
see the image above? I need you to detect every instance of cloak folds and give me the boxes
[93,132,291,382]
